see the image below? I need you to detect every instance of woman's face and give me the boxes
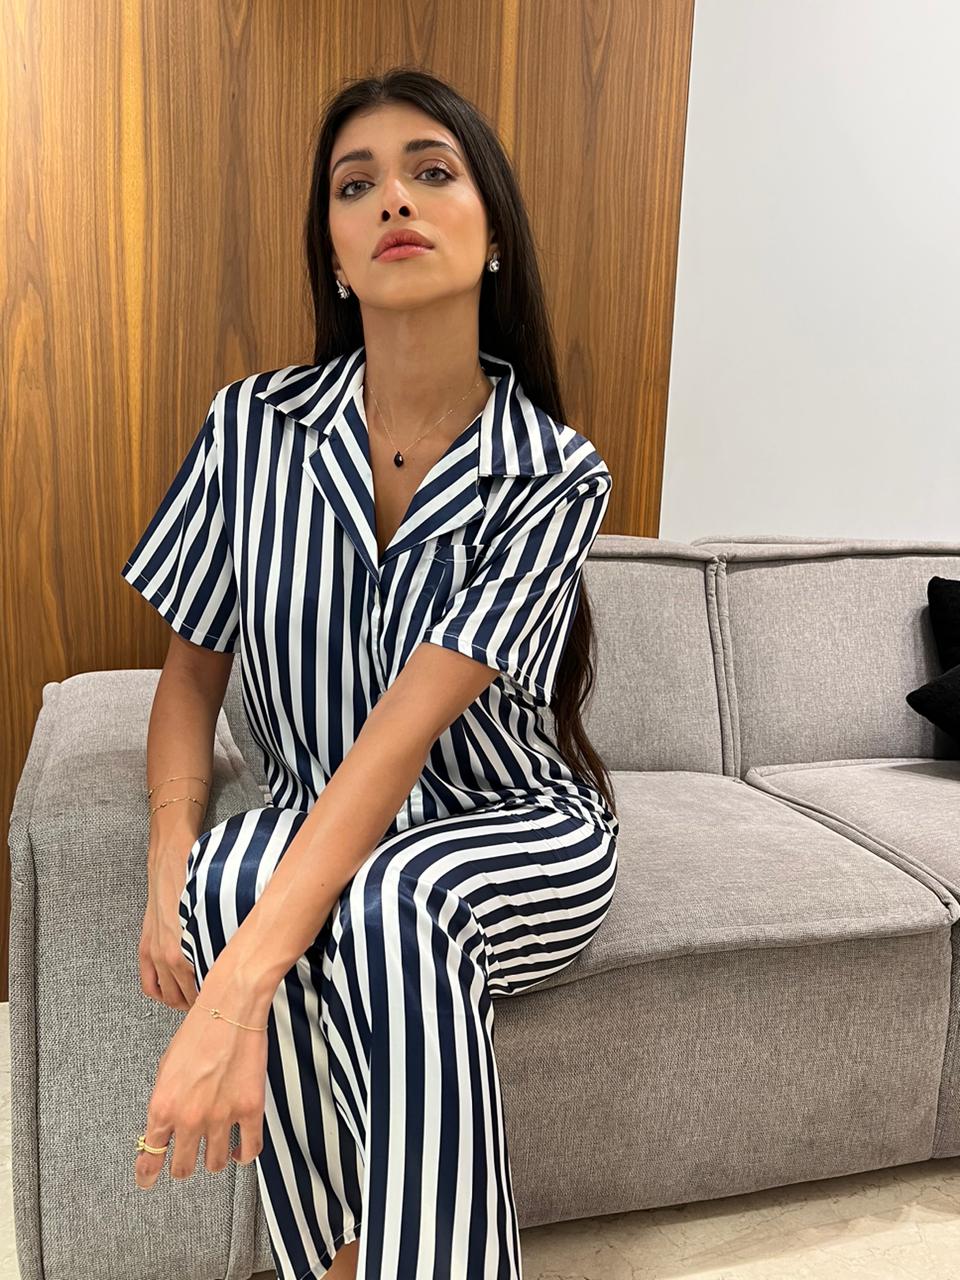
[327,102,497,311]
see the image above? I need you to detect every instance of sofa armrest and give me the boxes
[8,668,267,1280]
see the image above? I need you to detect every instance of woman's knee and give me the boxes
[323,856,476,981]
[182,805,309,943]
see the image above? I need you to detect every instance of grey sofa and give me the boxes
[9,533,960,1280]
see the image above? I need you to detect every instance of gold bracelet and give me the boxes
[149,795,206,816]
[147,775,210,799]
[195,1002,268,1032]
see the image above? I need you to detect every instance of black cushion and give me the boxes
[905,576,960,745]
[906,665,960,746]
[927,575,960,671]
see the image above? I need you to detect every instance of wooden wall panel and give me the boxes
[1,0,693,1000]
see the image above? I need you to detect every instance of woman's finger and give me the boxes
[234,1111,265,1165]
[204,1121,235,1173]
[155,965,190,1011]
[174,958,199,1009]
[152,948,196,1011]
[138,952,163,1003]
[150,950,190,1008]
[168,1120,203,1181]
[134,1119,173,1189]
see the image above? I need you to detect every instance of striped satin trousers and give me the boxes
[178,800,618,1280]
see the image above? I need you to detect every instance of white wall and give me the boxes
[660,0,960,542]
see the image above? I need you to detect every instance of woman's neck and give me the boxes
[361,341,493,445]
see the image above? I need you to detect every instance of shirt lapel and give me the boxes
[252,345,567,582]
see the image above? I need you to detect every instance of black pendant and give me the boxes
[393,451,404,467]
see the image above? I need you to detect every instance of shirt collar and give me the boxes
[251,345,567,478]
[250,345,567,582]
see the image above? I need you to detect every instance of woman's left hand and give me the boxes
[135,975,272,1189]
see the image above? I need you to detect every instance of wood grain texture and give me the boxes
[0,0,693,1000]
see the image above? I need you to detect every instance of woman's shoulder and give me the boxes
[211,363,315,412]
[521,415,613,500]
[202,362,326,451]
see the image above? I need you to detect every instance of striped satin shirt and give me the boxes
[121,345,618,840]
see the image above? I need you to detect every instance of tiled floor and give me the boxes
[2,1000,959,1278]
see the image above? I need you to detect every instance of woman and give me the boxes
[126,67,619,1280]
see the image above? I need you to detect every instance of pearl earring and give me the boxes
[487,254,500,272]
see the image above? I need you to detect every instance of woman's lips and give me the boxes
[375,244,434,261]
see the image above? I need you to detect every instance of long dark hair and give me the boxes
[301,66,616,821]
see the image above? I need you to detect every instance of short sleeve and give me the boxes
[119,399,240,652]
[421,470,612,705]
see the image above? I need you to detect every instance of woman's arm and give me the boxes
[202,642,501,1018]
[148,633,235,865]
[141,634,236,1010]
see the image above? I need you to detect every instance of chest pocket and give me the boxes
[424,542,484,609]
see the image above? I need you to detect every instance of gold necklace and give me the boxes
[368,366,486,467]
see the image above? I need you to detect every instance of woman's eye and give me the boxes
[420,164,453,183]
[335,165,454,199]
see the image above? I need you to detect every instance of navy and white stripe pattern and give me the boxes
[178,799,617,1279]
[122,346,620,1278]
[121,345,618,839]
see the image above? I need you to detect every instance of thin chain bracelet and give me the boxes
[195,1003,269,1032]
[147,775,209,799]
[149,795,206,816]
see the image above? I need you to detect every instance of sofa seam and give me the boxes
[710,557,741,777]
[743,776,960,919]
[753,756,939,776]
[533,925,949,999]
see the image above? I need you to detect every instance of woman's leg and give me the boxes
[323,1235,359,1279]
[181,800,616,1279]
[316,802,617,1279]
[179,807,364,1280]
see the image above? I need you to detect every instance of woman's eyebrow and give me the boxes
[330,138,461,179]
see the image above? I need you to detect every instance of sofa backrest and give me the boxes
[690,536,960,775]
[222,534,960,787]
[577,535,728,774]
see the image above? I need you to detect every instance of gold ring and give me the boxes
[136,1134,169,1155]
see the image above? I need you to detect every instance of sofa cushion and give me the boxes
[689,538,960,774]
[743,757,960,904]
[741,754,960,1160]
[580,536,729,773]
[528,768,957,996]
